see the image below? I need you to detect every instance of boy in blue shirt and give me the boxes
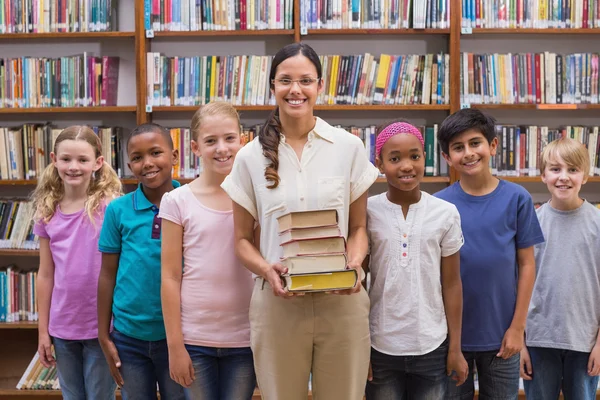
[97,123,185,400]
[435,109,544,399]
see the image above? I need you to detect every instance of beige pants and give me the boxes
[249,279,371,400]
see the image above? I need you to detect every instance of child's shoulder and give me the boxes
[367,192,387,210]
[105,191,135,213]
[426,191,459,214]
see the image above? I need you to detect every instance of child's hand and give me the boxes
[169,346,195,388]
[447,349,468,386]
[520,347,533,380]
[588,343,600,376]
[37,333,55,368]
[99,338,124,387]
[497,327,524,359]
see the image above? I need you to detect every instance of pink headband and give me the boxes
[375,122,424,157]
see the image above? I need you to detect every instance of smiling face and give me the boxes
[376,134,425,193]
[127,130,178,189]
[192,115,242,176]
[271,54,323,119]
[443,128,497,178]
[51,139,103,189]
[542,154,587,209]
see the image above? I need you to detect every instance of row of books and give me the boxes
[0,263,37,322]
[299,0,449,29]
[0,0,116,34]
[144,0,293,31]
[0,54,120,109]
[146,53,450,107]
[491,124,600,177]
[0,124,124,180]
[17,353,58,390]
[0,200,37,251]
[461,52,600,105]
[462,0,600,28]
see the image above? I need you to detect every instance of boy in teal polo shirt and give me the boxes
[97,123,185,400]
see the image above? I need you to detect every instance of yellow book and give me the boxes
[373,54,391,104]
[210,56,217,101]
[328,55,340,105]
[282,269,358,292]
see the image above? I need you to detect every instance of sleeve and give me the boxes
[221,146,258,220]
[440,206,464,257]
[33,219,49,238]
[516,190,545,249]
[98,202,122,253]
[349,136,379,203]
[158,190,182,226]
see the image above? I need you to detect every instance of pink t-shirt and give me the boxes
[159,184,253,348]
[33,203,106,340]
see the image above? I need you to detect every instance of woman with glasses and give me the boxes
[222,42,379,400]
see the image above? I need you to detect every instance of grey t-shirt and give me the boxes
[526,201,600,352]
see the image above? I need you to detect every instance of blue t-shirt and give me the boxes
[435,180,544,351]
[98,181,180,341]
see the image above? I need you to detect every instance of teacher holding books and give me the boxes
[221,42,379,400]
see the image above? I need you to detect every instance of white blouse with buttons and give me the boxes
[367,191,464,356]
[222,117,379,276]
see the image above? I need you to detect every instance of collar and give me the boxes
[133,180,181,211]
[279,117,335,144]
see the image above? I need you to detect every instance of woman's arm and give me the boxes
[232,202,288,298]
[161,219,195,387]
[36,237,55,367]
[337,191,369,295]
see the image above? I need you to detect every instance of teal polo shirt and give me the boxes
[99,180,180,341]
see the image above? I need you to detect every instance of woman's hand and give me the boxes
[38,333,55,368]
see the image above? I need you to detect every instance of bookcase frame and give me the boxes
[0,0,599,397]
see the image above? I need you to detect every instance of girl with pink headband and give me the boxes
[365,119,469,400]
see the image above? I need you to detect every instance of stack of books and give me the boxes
[276,209,358,292]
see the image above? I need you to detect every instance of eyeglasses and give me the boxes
[271,77,320,87]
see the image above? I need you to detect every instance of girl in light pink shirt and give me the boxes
[32,126,122,400]
[160,102,255,400]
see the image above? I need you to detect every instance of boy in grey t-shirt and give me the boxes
[521,138,600,399]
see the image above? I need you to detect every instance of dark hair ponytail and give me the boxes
[259,42,322,189]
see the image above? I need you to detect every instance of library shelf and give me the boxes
[0,322,38,330]
[500,176,600,183]
[0,32,136,40]
[153,29,294,37]
[470,28,600,34]
[151,105,451,112]
[0,249,39,257]
[306,28,450,35]
[0,106,137,114]
[470,104,600,110]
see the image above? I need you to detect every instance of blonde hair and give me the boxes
[539,137,590,175]
[190,102,241,141]
[31,126,123,224]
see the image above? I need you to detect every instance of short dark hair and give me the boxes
[126,123,174,153]
[437,109,496,154]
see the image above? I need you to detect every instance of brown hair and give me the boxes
[190,101,241,141]
[260,43,323,189]
[31,126,122,224]
[539,137,590,175]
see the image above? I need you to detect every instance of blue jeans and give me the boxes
[110,330,185,400]
[184,345,256,400]
[445,350,519,400]
[523,347,600,400]
[52,337,116,400]
[366,339,449,400]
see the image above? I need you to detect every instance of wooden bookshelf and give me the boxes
[0,107,137,114]
[153,29,295,37]
[0,249,39,257]
[306,28,450,35]
[470,28,600,34]
[0,32,135,39]
[151,104,451,112]
[470,104,600,110]
[0,322,38,330]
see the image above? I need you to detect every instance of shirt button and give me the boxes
[308,144,312,148]
[300,196,305,201]
[154,224,159,229]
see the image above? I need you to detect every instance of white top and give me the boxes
[367,191,464,356]
[159,185,254,347]
[222,117,379,277]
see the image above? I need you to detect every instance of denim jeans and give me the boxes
[184,345,256,400]
[366,339,449,400]
[52,337,116,400]
[523,347,600,400]
[110,330,185,400]
[445,350,519,400]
